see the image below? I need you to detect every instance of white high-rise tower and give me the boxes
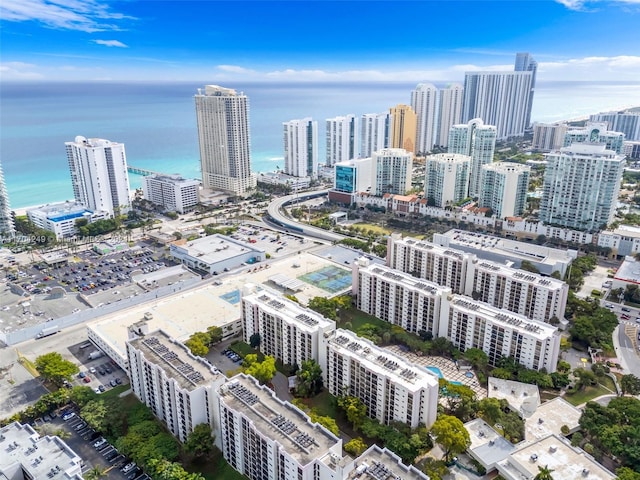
[65,136,131,217]
[436,83,464,148]
[514,52,537,129]
[326,114,358,165]
[283,118,318,178]
[194,85,257,196]
[360,113,390,158]
[411,83,439,155]
[0,160,15,236]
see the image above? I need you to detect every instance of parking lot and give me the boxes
[66,341,128,393]
[56,409,149,480]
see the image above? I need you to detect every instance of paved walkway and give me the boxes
[385,346,488,398]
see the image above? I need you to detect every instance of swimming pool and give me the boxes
[425,366,462,385]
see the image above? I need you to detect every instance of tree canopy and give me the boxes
[35,352,79,385]
[430,415,471,463]
[295,359,323,397]
[184,423,214,459]
[244,354,276,385]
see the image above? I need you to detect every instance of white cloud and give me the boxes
[538,55,640,80]
[556,0,640,10]
[0,61,44,79]
[93,39,127,47]
[0,0,132,32]
[217,65,256,74]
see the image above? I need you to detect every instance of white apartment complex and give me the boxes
[448,118,497,198]
[322,329,439,428]
[371,148,412,196]
[540,143,625,232]
[532,122,568,152]
[597,224,640,257]
[326,115,358,165]
[26,201,109,239]
[352,259,451,336]
[424,153,471,207]
[242,286,336,368]
[65,136,131,216]
[386,234,568,323]
[142,174,200,214]
[445,296,560,371]
[126,330,225,443]
[462,71,533,139]
[590,110,640,141]
[563,122,625,154]
[283,118,318,178]
[411,83,439,154]
[436,83,464,148]
[218,374,344,480]
[360,113,389,158]
[194,85,257,196]
[479,162,530,218]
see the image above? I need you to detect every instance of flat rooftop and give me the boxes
[488,377,540,418]
[88,251,344,364]
[128,330,220,390]
[346,445,429,480]
[434,229,577,266]
[171,234,264,264]
[329,330,439,392]
[498,435,615,480]
[0,421,83,479]
[614,256,640,284]
[525,397,581,442]
[611,224,640,239]
[452,296,559,342]
[361,262,452,296]
[393,235,468,262]
[465,418,516,469]
[475,261,566,291]
[218,374,339,465]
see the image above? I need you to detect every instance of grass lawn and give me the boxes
[338,307,389,332]
[101,384,130,399]
[303,389,339,419]
[190,449,248,480]
[598,375,617,394]
[564,384,611,406]
[229,341,264,361]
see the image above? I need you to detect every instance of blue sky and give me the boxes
[1,0,640,82]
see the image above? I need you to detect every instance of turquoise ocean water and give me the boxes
[1,80,638,209]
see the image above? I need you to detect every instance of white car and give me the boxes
[94,438,107,448]
[89,367,97,374]
[62,412,75,421]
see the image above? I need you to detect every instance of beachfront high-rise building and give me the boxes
[328,157,373,204]
[436,83,464,148]
[411,83,439,155]
[371,148,412,196]
[143,174,200,214]
[65,136,131,217]
[514,52,538,129]
[448,118,497,198]
[283,118,318,178]
[424,153,471,207]
[563,122,625,154]
[540,143,625,232]
[194,85,257,196]
[479,162,530,218]
[389,104,417,154]
[532,123,568,152]
[590,110,640,141]
[326,114,358,165]
[360,113,390,158]
[462,69,533,139]
[0,160,15,236]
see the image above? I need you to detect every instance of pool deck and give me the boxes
[385,345,488,399]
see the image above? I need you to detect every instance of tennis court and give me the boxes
[298,265,352,294]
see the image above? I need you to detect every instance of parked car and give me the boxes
[83,376,91,383]
[63,412,76,421]
[94,438,107,448]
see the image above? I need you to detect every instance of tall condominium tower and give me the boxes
[462,69,532,139]
[360,112,390,158]
[326,114,358,165]
[564,122,625,154]
[448,118,497,198]
[411,83,439,155]
[0,160,15,236]
[540,143,625,232]
[389,104,417,154]
[514,52,538,129]
[283,118,318,178]
[532,123,568,152]
[194,85,257,196]
[424,153,471,207]
[436,83,464,148]
[590,110,640,141]
[65,136,131,217]
[371,148,412,196]
[479,162,530,218]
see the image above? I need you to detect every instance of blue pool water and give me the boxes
[426,366,462,386]
[220,289,241,305]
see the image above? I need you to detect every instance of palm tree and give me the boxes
[84,465,107,480]
[534,464,555,480]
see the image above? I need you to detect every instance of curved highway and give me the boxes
[266,190,346,243]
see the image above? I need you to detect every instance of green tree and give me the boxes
[249,332,261,348]
[69,386,97,407]
[80,399,108,432]
[244,354,276,385]
[185,334,209,357]
[338,396,367,431]
[520,260,540,274]
[573,368,597,390]
[295,359,323,397]
[462,348,488,371]
[184,423,215,458]
[206,326,223,344]
[308,296,338,320]
[617,467,640,480]
[430,415,470,463]
[35,352,79,385]
[146,458,205,480]
[344,437,367,456]
[534,465,555,480]
[421,457,450,480]
[83,465,106,480]
[621,374,640,395]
